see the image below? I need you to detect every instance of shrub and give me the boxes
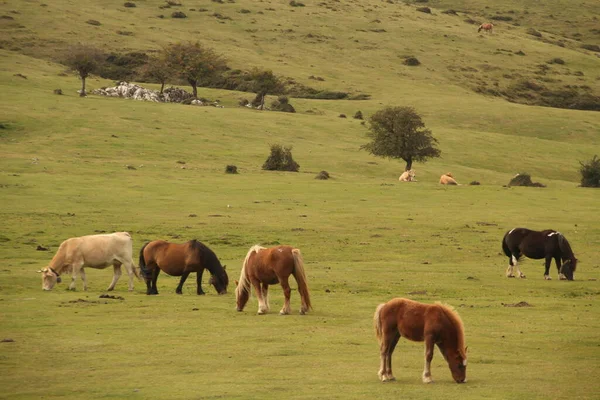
[548,57,565,65]
[339,114,347,118]
[225,165,238,174]
[579,155,600,187]
[581,44,600,52]
[354,111,363,119]
[86,19,101,26]
[416,7,431,14]
[271,96,296,113]
[442,9,458,15]
[262,144,300,172]
[526,28,542,37]
[403,56,421,66]
[289,0,305,7]
[172,11,187,18]
[124,2,136,7]
[490,15,512,21]
[315,171,330,180]
[469,181,481,185]
[508,173,546,187]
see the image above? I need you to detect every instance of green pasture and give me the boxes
[1,0,600,399]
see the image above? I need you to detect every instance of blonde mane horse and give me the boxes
[236,244,311,315]
[440,172,459,185]
[374,298,467,384]
[478,23,494,33]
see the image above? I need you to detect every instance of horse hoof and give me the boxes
[423,378,434,384]
[279,310,290,315]
[544,275,552,280]
[519,275,526,279]
[197,292,205,296]
[507,275,515,278]
[382,376,396,382]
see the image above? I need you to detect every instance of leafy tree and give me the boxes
[361,106,441,171]
[63,45,104,97]
[579,155,600,187]
[248,68,285,110]
[164,41,227,98]
[140,55,174,94]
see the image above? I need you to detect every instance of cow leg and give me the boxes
[261,283,270,311]
[279,275,292,315]
[544,256,552,280]
[69,262,84,290]
[422,335,435,383]
[196,268,205,295]
[176,272,191,294]
[122,260,136,292]
[107,264,122,291]
[80,268,88,291]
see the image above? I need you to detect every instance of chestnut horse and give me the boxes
[139,239,228,295]
[235,245,311,315]
[374,298,467,383]
[502,228,577,280]
[478,23,494,33]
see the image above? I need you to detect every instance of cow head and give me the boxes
[38,267,61,290]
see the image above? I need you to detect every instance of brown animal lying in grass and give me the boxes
[399,170,417,182]
[440,172,459,185]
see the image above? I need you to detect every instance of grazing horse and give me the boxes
[374,298,467,384]
[502,228,578,280]
[139,239,228,295]
[440,172,459,185]
[399,170,417,182]
[236,245,311,315]
[478,23,494,33]
[38,232,140,291]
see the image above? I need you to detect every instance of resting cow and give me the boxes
[399,170,417,182]
[38,232,140,291]
[439,172,459,185]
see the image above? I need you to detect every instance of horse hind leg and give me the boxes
[261,283,270,311]
[506,254,517,278]
[278,276,292,315]
[381,331,400,382]
[544,257,553,280]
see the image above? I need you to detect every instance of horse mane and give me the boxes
[189,239,223,274]
[236,245,265,297]
[435,302,466,358]
[557,233,577,270]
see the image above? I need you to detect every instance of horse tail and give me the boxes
[138,242,150,279]
[373,303,386,342]
[501,231,512,258]
[292,249,312,311]
[557,233,577,271]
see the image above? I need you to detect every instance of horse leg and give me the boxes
[382,331,400,382]
[196,268,205,295]
[555,257,566,280]
[514,256,526,279]
[107,264,122,291]
[176,272,191,294]
[149,268,160,295]
[279,276,292,315]
[506,254,516,278]
[251,279,268,315]
[422,335,435,383]
[261,283,270,311]
[544,256,552,280]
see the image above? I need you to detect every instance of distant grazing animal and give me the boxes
[502,228,578,280]
[38,232,140,291]
[478,23,494,33]
[139,239,228,295]
[439,172,458,185]
[399,170,417,182]
[236,245,311,315]
[374,298,467,384]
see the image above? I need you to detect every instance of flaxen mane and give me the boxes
[236,244,265,297]
[436,302,466,358]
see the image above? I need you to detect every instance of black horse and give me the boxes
[502,228,577,280]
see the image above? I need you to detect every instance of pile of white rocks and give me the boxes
[92,82,195,104]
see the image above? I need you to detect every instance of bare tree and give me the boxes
[361,106,441,171]
[63,45,104,97]
[164,41,227,98]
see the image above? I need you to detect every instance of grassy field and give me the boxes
[1,0,600,399]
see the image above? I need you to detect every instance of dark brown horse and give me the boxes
[502,228,577,280]
[478,23,494,33]
[374,298,467,384]
[235,245,311,315]
[139,239,228,295]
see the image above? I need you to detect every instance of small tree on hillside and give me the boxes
[579,155,600,187]
[262,144,300,172]
[361,106,441,171]
[63,45,104,97]
[164,41,227,98]
[140,55,174,94]
[248,68,285,110]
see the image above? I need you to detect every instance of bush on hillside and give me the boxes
[271,96,296,113]
[581,44,600,52]
[354,111,363,120]
[416,7,431,14]
[225,165,238,174]
[403,56,421,66]
[262,144,300,172]
[315,171,330,180]
[508,173,546,187]
[579,155,600,187]
[124,2,136,7]
[172,11,187,18]
[526,28,542,37]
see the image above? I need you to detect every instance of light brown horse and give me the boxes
[478,23,494,33]
[439,172,459,185]
[139,239,228,295]
[235,245,311,315]
[374,298,467,383]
